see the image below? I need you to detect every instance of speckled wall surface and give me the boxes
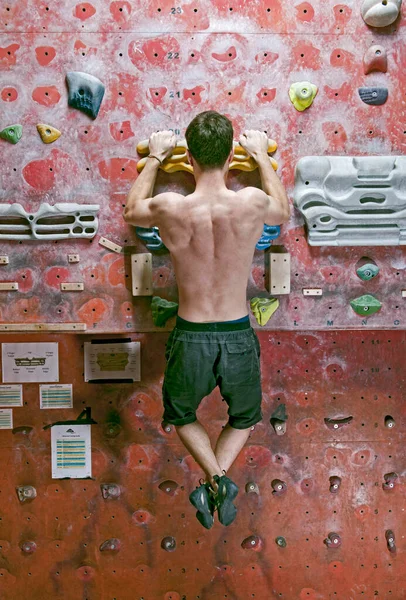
[1,2,406,599]
[0,330,405,600]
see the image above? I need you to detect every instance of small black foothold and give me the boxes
[66,71,105,119]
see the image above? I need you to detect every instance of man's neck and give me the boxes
[194,170,228,192]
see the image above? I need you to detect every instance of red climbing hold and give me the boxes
[1,87,18,102]
[35,46,56,66]
[74,3,96,20]
[363,45,388,74]
[32,86,61,107]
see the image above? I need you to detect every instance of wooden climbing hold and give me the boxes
[36,123,61,144]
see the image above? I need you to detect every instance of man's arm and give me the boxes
[254,154,291,224]
[239,130,291,225]
[123,130,177,227]
[123,156,161,227]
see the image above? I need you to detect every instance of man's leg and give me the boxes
[175,420,223,489]
[213,423,252,473]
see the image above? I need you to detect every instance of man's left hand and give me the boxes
[149,130,177,162]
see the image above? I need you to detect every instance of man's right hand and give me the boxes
[239,130,269,158]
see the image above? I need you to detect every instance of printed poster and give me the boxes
[0,385,23,407]
[51,423,92,479]
[84,341,141,382]
[2,343,59,383]
[40,384,73,409]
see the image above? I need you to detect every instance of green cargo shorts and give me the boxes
[162,315,262,430]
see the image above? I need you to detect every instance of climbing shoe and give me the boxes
[213,474,239,526]
[189,480,217,529]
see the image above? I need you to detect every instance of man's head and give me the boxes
[185,111,234,173]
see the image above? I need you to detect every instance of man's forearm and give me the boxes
[124,156,160,214]
[254,153,290,216]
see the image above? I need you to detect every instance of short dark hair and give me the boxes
[185,110,234,171]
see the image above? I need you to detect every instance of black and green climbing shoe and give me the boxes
[213,474,239,526]
[189,481,216,529]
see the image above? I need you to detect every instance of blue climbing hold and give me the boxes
[136,226,167,251]
[256,224,280,251]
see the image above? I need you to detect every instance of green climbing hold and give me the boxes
[275,536,287,548]
[250,297,279,326]
[350,294,382,316]
[151,296,178,327]
[356,263,379,281]
[0,124,22,144]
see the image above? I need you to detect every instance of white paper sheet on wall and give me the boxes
[40,384,73,409]
[0,385,23,407]
[0,409,13,429]
[84,341,141,382]
[2,343,59,383]
[51,424,92,479]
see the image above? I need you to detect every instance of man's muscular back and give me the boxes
[156,187,269,322]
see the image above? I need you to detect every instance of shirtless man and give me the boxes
[124,111,290,529]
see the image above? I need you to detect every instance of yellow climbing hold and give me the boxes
[136,137,278,173]
[289,82,318,111]
[250,297,279,326]
[136,138,278,156]
[36,124,61,144]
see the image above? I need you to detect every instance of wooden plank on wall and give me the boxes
[269,247,291,295]
[131,254,153,296]
[0,323,87,332]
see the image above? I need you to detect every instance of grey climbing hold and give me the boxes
[358,87,388,105]
[245,481,260,494]
[361,0,402,27]
[66,71,105,119]
[0,124,23,144]
[294,156,406,246]
[0,203,99,240]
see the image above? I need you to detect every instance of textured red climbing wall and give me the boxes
[1,1,406,599]
[1,0,406,330]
